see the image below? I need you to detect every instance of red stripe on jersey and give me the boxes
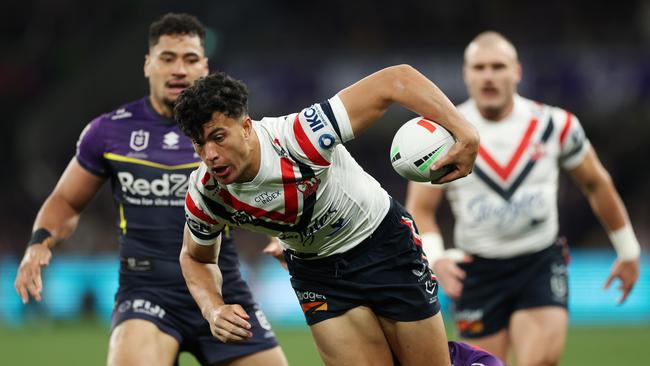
[479,118,538,182]
[185,192,219,225]
[218,189,297,224]
[400,217,422,246]
[559,111,573,146]
[292,115,330,166]
[281,157,298,223]
[417,119,437,133]
[201,172,211,185]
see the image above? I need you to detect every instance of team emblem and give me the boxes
[129,130,150,151]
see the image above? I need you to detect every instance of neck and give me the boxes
[149,95,173,118]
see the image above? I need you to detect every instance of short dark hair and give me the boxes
[149,13,206,48]
[174,72,249,142]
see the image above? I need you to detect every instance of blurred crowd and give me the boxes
[1,0,649,257]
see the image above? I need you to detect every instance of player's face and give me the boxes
[144,34,208,113]
[463,43,521,120]
[193,113,258,185]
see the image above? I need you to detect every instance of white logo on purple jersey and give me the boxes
[129,130,150,151]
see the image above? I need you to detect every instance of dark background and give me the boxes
[1,0,648,258]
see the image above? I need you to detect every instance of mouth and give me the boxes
[480,85,499,98]
[211,166,231,179]
[165,80,190,95]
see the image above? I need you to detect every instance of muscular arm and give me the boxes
[567,146,629,232]
[337,64,479,183]
[567,146,640,303]
[15,158,105,303]
[405,182,445,235]
[179,225,225,318]
[179,225,252,342]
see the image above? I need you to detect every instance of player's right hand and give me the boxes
[207,304,253,343]
[14,243,52,304]
[432,258,467,300]
[263,237,287,270]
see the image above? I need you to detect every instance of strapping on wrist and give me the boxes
[609,225,641,261]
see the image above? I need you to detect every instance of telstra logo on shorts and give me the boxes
[296,290,328,314]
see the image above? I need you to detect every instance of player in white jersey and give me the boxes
[174,66,480,365]
[406,31,641,366]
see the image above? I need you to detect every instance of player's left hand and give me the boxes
[207,304,253,343]
[430,122,479,184]
[604,258,640,304]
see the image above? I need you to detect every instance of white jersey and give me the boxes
[185,96,390,258]
[445,95,589,258]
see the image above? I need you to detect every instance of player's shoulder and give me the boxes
[521,95,577,122]
[94,97,151,125]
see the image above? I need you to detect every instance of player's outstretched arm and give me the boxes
[179,225,252,342]
[568,146,641,303]
[14,158,104,304]
[337,64,479,183]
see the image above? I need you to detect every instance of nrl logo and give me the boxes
[296,177,321,197]
[271,138,288,158]
[231,211,255,225]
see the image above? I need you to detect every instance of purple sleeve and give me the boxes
[449,341,505,366]
[75,117,108,177]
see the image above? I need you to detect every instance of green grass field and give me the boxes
[1,319,649,365]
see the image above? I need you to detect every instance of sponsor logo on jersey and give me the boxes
[254,190,282,205]
[117,172,188,198]
[231,210,255,225]
[304,106,327,133]
[279,206,338,246]
[466,192,545,228]
[296,177,320,197]
[129,129,149,151]
[163,131,180,150]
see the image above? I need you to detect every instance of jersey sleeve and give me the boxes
[184,168,226,246]
[75,117,109,177]
[557,110,590,169]
[284,95,355,167]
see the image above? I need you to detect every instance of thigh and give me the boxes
[108,319,179,366]
[193,306,285,366]
[509,306,568,366]
[309,306,394,366]
[222,346,288,366]
[460,329,509,363]
[378,312,450,366]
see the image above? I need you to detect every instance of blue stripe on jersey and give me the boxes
[319,100,342,141]
[474,117,555,201]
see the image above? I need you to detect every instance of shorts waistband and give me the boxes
[285,198,397,264]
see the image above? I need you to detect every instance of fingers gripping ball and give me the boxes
[390,117,455,182]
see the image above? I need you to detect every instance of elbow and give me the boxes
[386,64,418,92]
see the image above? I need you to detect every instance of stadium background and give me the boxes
[1,0,649,364]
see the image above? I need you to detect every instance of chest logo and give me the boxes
[163,132,180,150]
[129,130,150,151]
[296,177,320,197]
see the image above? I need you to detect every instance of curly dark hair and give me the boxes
[149,13,205,48]
[174,72,249,142]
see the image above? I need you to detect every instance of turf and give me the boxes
[1,319,649,365]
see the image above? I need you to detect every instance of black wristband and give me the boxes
[28,228,52,246]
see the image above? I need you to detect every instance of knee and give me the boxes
[517,350,561,366]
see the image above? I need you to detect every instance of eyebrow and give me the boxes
[159,51,201,58]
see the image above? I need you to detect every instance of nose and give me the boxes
[171,59,188,76]
[202,141,220,162]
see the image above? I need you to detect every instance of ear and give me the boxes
[514,62,522,84]
[144,54,151,78]
[242,117,253,138]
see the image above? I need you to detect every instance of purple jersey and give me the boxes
[76,97,253,304]
[449,341,505,366]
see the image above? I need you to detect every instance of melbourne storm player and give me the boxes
[174,67,479,365]
[14,13,287,366]
[406,31,641,365]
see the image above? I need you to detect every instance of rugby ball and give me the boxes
[390,117,455,182]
